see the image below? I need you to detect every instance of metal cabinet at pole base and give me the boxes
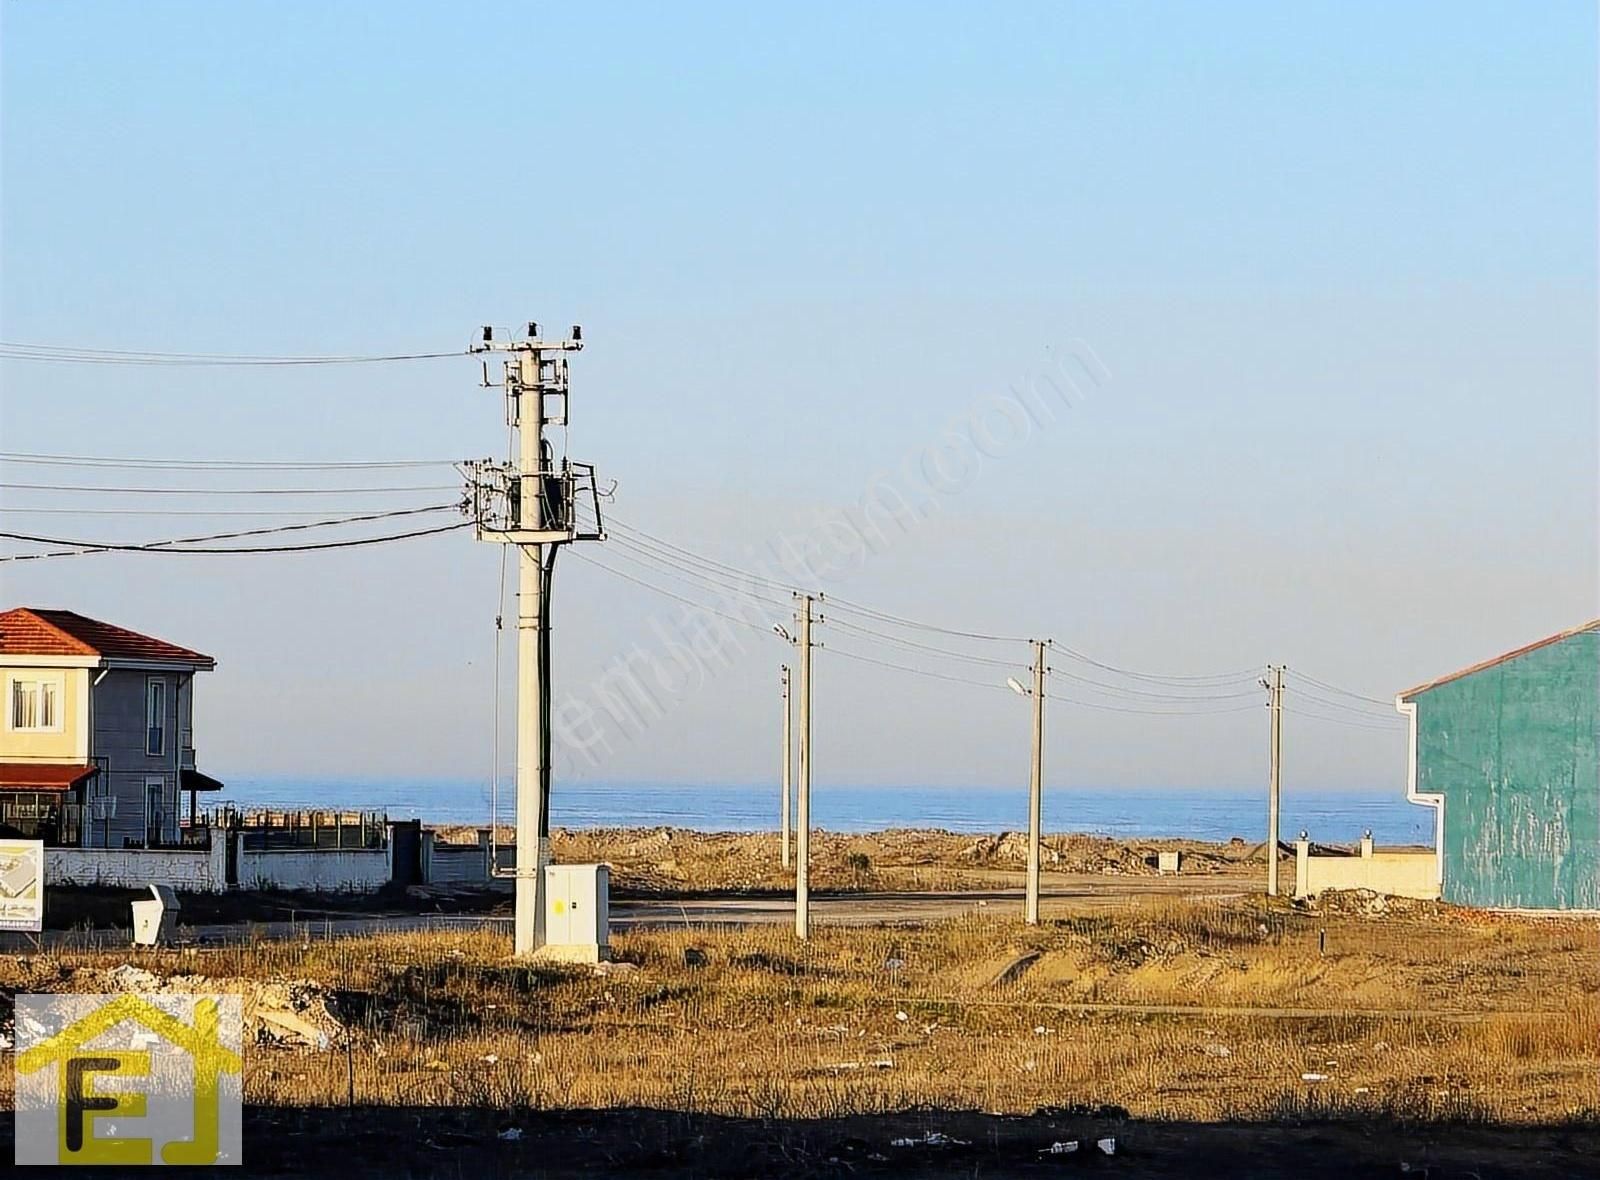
[542,863,609,963]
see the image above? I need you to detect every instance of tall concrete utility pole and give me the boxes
[467,322,604,957]
[794,594,815,940]
[1025,639,1047,925]
[780,664,792,869]
[1263,664,1285,896]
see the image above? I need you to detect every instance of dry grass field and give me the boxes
[3,893,1594,1132]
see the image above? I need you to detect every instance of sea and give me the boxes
[209,780,1433,846]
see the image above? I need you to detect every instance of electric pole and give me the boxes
[794,594,816,940]
[466,322,604,957]
[780,658,793,869]
[1263,664,1285,896]
[1025,639,1047,925]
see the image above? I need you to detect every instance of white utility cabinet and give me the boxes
[542,863,609,962]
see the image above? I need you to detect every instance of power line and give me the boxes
[827,644,1264,716]
[598,529,1046,676]
[1047,664,1263,703]
[1289,705,1408,732]
[1288,685,1406,723]
[597,529,793,610]
[572,524,1354,722]
[0,503,465,560]
[0,506,448,517]
[602,511,1269,686]
[601,516,800,597]
[825,646,1015,693]
[1047,640,1262,686]
[0,520,471,557]
[0,480,460,496]
[0,451,458,471]
[823,594,1031,645]
[1287,669,1396,708]
[826,617,1031,670]
[595,527,1030,670]
[569,550,780,636]
[0,342,466,366]
[576,539,1270,715]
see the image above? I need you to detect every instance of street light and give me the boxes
[1006,676,1029,697]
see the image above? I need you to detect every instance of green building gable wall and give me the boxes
[1413,629,1599,909]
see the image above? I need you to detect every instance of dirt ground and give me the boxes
[13,833,1592,1177]
[36,827,1270,932]
[4,893,1598,1177]
[440,825,1273,895]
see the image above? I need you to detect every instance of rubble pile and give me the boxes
[83,963,349,1050]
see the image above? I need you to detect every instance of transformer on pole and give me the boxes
[466,322,605,957]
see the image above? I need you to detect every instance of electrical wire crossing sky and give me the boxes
[0,1,1592,789]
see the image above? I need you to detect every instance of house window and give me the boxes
[146,678,166,756]
[9,679,60,731]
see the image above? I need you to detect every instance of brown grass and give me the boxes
[2,895,1595,1126]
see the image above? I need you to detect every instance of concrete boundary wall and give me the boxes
[239,846,392,892]
[46,827,393,893]
[420,830,492,885]
[1294,834,1440,900]
[48,843,225,891]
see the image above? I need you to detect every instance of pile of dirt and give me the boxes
[424,823,1253,895]
[959,832,1224,876]
[77,963,349,1050]
[1299,889,1441,919]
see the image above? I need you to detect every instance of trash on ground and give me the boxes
[890,1132,970,1148]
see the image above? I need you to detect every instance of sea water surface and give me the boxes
[213,780,1432,845]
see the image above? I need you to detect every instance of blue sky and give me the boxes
[1,2,1594,797]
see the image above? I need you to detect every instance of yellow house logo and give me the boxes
[14,993,242,1166]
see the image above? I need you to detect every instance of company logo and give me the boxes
[14,993,242,1166]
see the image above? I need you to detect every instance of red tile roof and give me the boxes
[0,762,98,791]
[1398,619,1600,701]
[0,608,214,668]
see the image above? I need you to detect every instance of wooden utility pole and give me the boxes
[1025,639,1047,925]
[1265,664,1285,896]
[795,595,815,940]
[780,664,792,869]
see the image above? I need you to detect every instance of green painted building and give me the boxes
[1398,620,1600,910]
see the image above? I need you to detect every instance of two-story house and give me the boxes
[0,608,222,848]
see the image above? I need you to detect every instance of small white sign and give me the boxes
[0,838,43,932]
